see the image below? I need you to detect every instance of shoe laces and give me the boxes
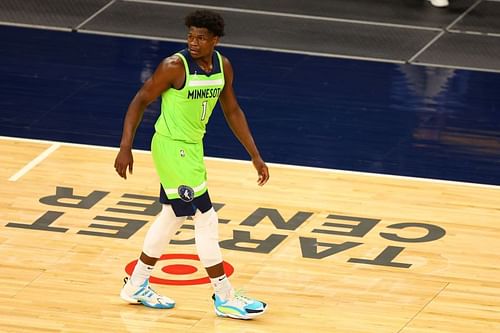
[125,277,160,299]
[232,289,254,305]
[142,284,161,298]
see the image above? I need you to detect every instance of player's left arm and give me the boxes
[219,56,269,186]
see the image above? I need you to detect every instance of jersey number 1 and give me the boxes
[201,100,208,121]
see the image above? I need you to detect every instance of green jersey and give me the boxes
[151,49,225,208]
[154,49,225,143]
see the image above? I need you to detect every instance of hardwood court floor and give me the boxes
[1,136,499,333]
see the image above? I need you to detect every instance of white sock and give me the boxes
[210,274,233,299]
[130,259,154,287]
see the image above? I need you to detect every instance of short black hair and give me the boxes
[185,10,225,37]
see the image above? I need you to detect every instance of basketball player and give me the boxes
[113,10,269,319]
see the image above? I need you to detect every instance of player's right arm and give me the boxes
[114,56,185,179]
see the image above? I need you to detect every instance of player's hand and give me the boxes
[252,157,269,186]
[114,147,134,179]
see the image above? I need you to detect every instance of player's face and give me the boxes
[187,27,219,59]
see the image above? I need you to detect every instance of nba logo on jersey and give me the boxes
[178,185,194,202]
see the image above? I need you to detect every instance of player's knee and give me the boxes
[142,204,186,257]
[194,208,222,266]
[194,207,219,239]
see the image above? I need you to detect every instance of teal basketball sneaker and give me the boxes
[120,277,175,309]
[212,289,267,319]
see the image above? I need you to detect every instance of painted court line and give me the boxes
[126,0,441,31]
[1,19,489,73]
[8,143,61,181]
[1,135,499,190]
[0,21,70,32]
[74,0,117,31]
[77,29,406,65]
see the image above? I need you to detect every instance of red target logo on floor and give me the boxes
[125,253,234,285]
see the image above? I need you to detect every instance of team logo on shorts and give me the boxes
[178,185,194,202]
[180,149,185,157]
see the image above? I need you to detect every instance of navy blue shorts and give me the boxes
[159,184,213,217]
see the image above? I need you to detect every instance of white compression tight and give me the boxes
[142,204,186,258]
[194,207,223,267]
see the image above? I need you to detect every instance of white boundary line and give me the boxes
[407,0,483,65]
[124,0,441,31]
[447,29,500,38]
[408,30,445,63]
[0,21,71,32]
[407,0,490,66]
[410,61,500,74]
[2,135,499,190]
[215,42,407,64]
[8,143,61,181]
[77,28,187,45]
[77,29,406,65]
[74,0,117,31]
[1,11,496,72]
[446,0,484,31]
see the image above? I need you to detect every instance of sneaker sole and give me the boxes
[215,306,267,320]
[120,290,174,309]
[120,290,142,304]
[139,300,175,309]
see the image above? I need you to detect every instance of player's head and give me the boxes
[185,10,224,58]
[185,10,225,37]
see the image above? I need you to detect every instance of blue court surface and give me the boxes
[1,24,500,185]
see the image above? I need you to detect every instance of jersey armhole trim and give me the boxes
[174,52,189,91]
[216,51,224,79]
